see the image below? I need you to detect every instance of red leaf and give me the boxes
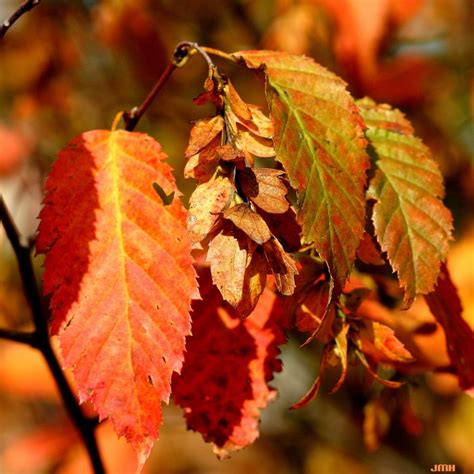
[233,50,369,290]
[172,270,286,455]
[36,130,198,465]
[258,207,302,252]
[425,263,474,396]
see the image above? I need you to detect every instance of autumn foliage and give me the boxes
[1,2,473,473]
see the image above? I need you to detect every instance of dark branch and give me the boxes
[124,62,177,132]
[124,41,219,132]
[0,327,38,347]
[0,196,105,474]
[0,0,41,40]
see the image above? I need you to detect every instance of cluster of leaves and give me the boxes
[33,45,473,471]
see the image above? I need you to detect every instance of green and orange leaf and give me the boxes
[36,130,198,466]
[359,97,453,306]
[233,50,370,289]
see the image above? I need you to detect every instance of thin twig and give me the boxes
[0,196,105,474]
[124,62,177,132]
[0,0,41,40]
[0,327,38,347]
[124,41,222,132]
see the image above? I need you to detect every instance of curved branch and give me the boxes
[0,196,105,474]
[0,0,41,40]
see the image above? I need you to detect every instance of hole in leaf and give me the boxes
[153,182,174,205]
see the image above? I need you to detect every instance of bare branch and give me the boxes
[0,0,41,40]
[0,196,105,474]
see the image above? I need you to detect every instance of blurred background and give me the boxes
[0,0,473,472]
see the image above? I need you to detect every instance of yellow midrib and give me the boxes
[108,132,140,410]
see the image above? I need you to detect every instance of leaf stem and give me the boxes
[124,41,227,131]
[0,0,41,40]
[200,46,238,63]
[0,196,105,474]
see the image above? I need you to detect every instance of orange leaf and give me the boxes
[36,130,198,465]
[172,271,286,455]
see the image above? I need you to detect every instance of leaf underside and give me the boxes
[359,98,453,305]
[233,50,370,289]
[36,130,198,465]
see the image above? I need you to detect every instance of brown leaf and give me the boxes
[290,343,333,409]
[235,130,275,158]
[185,116,224,158]
[359,321,415,363]
[328,323,350,394]
[187,175,233,244]
[245,105,274,139]
[208,229,248,308]
[235,246,268,318]
[223,204,272,245]
[263,238,297,295]
[193,76,223,108]
[184,136,221,183]
[184,153,217,183]
[224,79,252,121]
[295,280,335,340]
[238,167,289,214]
[259,207,302,252]
[215,144,245,162]
[355,350,404,388]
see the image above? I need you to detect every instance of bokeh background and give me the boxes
[0,0,473,472]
